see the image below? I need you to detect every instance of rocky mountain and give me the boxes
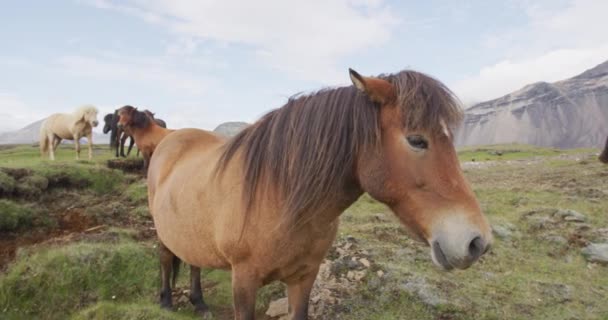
[0,118,107,145]
[456,60,608,148]
[213,121,249,137]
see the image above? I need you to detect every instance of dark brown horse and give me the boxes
[600,135,608,163]
[147,69,493,319]
[116,106,174,173]
[103,109,168,158]
[103,111,135,157]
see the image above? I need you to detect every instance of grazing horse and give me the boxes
[147,69,493,319]
[116,106,173,173]
[39,105,99,160]
[600,135,608,163]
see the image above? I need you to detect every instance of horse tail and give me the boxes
[171,255,181,288]
[39,124,49,156]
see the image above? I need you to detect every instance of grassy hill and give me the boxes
[0,144,606,319]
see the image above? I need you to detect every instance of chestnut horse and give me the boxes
[600,135,608,163]
[116,106,173,172]
[104,110,168,158]
[39,105,99,160]
[147,69,493,319]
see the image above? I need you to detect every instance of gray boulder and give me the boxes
[581,243,608,264]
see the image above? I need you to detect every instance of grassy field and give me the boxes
[0,144,607,319]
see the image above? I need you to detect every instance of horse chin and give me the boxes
[430,241,454,271]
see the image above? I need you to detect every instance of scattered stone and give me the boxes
[401,276,446,307]
[528,216,553,230]
[554,209,587,222]
[347,271,355,281]
[543,235,568,245]
[581,243,608,265]
[266,297,288,318]
[492,224,514,240]
[534,282,572,303]
[345,235,357,243]
[377,270,385,277]
[359,258,371,268]
[353,271,367,281]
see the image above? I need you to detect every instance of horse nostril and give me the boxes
[468,236,484,259]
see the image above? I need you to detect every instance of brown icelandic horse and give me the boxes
[104,110,168,158]
[147,69,493,319]
[600,135,608,163]
[116,106,174,173]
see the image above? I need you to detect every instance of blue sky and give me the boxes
[1,0,607,133]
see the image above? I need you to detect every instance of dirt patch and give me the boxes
[107,158,144,174]
[0,208,94,270]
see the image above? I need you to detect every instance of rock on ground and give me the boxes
[582,243,608,264]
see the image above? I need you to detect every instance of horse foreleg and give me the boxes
[86,133,93,160]
[48,135,57,161]
[114,130,121,158]
[159,242,176,310]
[143,151,151,177]
[120,133,128,158]
[126,136,135,157]
[73,136,81,160]
[286,267,319,320]
[231,266,260,320]
[189,266,211,316]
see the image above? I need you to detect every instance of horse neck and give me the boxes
[131,122,169,146]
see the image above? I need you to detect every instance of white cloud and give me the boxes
[84,0,398,83]
[453,45,608,105]
[56,54,214,95]
[455,0,608,105]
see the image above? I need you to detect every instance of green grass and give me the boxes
[0,241,159,320]
[0,199,35,232]
[0,170,16,194]
[0,144,117,168]
[71,302,194,320]
[32,164,125,194]
[334,151,608,320]
[457,143,597,162]
[1,143,607,319]
[125,180,148,204]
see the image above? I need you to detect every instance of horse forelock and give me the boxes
[382,70,464,135]
[216,70,462,229]
[74,105,99,121]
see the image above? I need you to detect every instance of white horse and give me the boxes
[39,105,100,160]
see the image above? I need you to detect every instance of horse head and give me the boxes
[350,69,492,270]
[102,113,115,134]
[117,105,150,132]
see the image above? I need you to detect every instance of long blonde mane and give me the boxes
[73,105,99,121]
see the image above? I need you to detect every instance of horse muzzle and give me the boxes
[92,120,99,127]
[428,215,492,270]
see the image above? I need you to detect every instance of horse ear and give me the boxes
[349,68,367,92]
[349,68,395,105]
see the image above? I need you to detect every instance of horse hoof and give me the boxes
[160,303,174,312]
[197,309,213,319]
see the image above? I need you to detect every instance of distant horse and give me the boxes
[103,109,167,158]
[40,105,99,160]
[103,111,135,157]
[600,135,608,163]
[147,69,493,319]
[116,106,173,173]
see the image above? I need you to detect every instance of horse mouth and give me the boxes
[431,241,454,271]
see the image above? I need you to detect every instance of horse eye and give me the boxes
[406,135,428,150]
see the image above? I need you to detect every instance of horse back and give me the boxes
[147,128,224,205]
